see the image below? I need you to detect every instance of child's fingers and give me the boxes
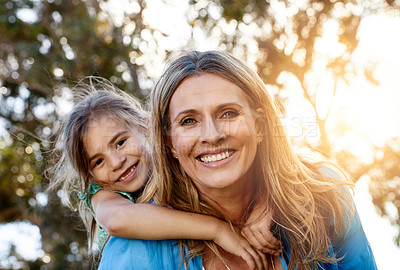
[261,247,282,257]
[249,220,280,247]
[244,245,266,270]
[255,230,281,250]
[242,226,281,254]
[239,249,257,270]
[256,249,269,270]
[241,227,262,250]
[259,228,281,247]
[236,240,259,270]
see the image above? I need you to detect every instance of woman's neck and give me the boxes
[203,172,256,225]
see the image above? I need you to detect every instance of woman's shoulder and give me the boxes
[316,163,347,181]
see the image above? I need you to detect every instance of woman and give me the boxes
[99,50,377,269]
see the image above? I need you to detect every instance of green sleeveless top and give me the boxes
[78,183,136,252]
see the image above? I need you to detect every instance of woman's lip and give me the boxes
[117,163,138,183]
[196,148,234,158]
[196,150,236,167]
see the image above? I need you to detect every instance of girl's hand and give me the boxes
[241,201,282,256]
[213,222,268,270]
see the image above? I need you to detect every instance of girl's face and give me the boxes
[83,116,149,193]
[168,73,262,195]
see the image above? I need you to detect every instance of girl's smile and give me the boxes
[116,163,139,183]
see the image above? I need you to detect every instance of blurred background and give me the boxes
[1,0,400,269]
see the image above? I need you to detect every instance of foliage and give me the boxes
[1,0,400,268]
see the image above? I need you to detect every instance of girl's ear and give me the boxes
[255,108,265,143]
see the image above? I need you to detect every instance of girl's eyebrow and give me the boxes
[87,130,129,163]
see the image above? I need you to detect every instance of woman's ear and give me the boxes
[166,135,178,158]
[255,108,265,143]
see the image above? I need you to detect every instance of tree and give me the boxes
[0,0,166,268]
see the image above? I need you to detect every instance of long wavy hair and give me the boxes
[143,50,354,269]
[46,77,149,253]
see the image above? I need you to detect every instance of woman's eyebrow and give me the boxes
[173,109,198,122]
[216,102,243,110]
[173,103,244,122]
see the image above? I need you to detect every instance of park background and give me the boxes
[1,0,400,269]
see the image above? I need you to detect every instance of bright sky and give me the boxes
[354,176,400,269]
[285,12,400,269]
[349,13,400,268]
[1,2,400,269]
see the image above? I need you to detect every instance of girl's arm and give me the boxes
[241,199,282,256]
[92,190,268,270]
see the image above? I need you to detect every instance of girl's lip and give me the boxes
[117,163,139,183]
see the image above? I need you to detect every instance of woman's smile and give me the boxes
[197,149,235,164]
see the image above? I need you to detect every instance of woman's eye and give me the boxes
[116,139,126,148]
[222,110,238,118]
[93,158,103,168]
[181,118,196,126]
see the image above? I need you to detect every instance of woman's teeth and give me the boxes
[200,151,233,163]
[119,166,136,181]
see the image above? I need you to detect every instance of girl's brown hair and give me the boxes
[46,76,149,252]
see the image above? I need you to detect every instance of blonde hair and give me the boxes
[46,76,149,252]
[144,50,354,269]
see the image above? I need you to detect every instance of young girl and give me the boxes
[47,77,281,269]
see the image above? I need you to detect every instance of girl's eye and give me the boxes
[116,139,126,148]
[93,158,103,168]
[181,118,196,126]
[222,110,238,118]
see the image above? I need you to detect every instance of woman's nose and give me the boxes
[200,118,226,144]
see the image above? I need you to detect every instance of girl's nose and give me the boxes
[109,151,126,171]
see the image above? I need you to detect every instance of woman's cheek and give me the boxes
[172,128,197,155]
[176,135,194,155]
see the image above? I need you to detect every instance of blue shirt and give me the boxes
[98,203,376,270]
[98,167,377,269]
[78,183,136,251]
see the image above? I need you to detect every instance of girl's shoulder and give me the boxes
[79,183,136,203]
[78,183,137,253]
[88,182,104,195]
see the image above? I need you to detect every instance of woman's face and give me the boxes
[84,116,149,193]
[168,73,262,194]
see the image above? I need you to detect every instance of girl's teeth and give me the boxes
[200,151,233,163]
[119,166,135,181]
